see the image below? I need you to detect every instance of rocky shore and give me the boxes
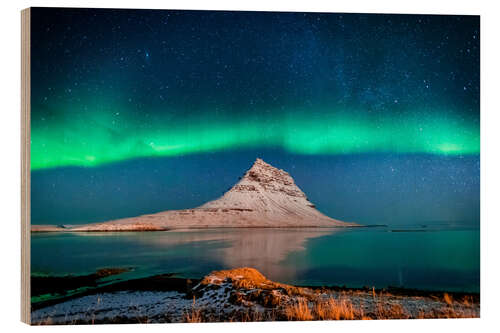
[31,267,479,324]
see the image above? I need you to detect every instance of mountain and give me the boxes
[34,158,357,232]
[199,158,349,225]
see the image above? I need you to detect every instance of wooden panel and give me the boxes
[21,7,31,325]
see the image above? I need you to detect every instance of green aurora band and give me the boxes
[31,107,479,170]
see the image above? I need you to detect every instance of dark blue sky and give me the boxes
[30,8,479,226]
[32,149,479,226]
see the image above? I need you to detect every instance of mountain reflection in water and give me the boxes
[138,228,339,281]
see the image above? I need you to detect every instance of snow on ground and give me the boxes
[31,267,479,324]
[31,281,252,324]
[32,291,189,324]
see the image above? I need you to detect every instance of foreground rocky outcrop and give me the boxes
[31,267,479,324]
[32,158,358,232]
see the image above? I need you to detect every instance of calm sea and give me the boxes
[31,226,479,292]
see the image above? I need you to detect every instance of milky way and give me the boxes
[30,8,479,225]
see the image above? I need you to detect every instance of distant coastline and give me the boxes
[31,224,361,233]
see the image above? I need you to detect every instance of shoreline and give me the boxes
[31,224,366,233]
[31,267,479,324]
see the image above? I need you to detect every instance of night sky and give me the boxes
[30,8,480,226]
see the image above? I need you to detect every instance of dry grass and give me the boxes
[313,297,359,320]
[182,267,479,323]
[417,306,477,319]
[281,295,477,321]
[374,302,410,319]
[443,293,453,305]
[462,295,473,307]
[230,310,274,322]
[33,267,479,324]
[183,310,203,323]
[182,298,203,323]
[284,299,314,321]
[283,296,369,321]
[36,293,478,324]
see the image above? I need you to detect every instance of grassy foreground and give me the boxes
[181,268,478,322]
[31,267,479,324]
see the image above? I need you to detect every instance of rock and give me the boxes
[49,158,358,232]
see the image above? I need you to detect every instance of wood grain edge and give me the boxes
[21,7,31,325]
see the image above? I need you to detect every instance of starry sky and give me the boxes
[30,8,479,226]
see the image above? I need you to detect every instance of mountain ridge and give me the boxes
[32,158,358,232]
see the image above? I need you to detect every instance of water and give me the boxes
[31,226,479,292]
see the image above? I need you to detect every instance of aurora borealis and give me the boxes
[30,8,479,225]
[31,109,479,170]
